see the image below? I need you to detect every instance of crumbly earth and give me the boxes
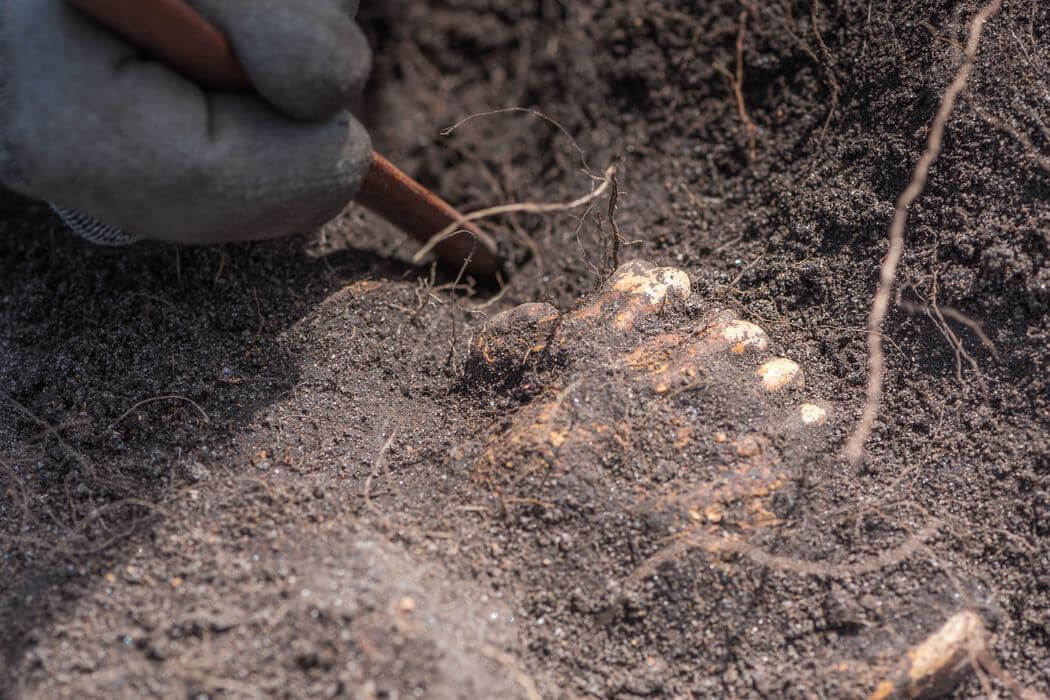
[2,1,1048,698]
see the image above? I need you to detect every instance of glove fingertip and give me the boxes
[270,21,372,120]
[189,0,371,121]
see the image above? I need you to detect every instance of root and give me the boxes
[480,645,543,700]
[1,389,94,473]
[899,268,997,386]
[107,395,210,432]
[630,519,940,586]
[740,519,940,578]
[0,497,168,557]
[443,235,479,372]
[574,201,603,283]
[417,106,610,265]
[444,139,544,264]
[411,165,617,264]
[844,0,1003,465]
[933,304,998,357]
[598,168,623,285]
[972,647,1050,700]
[801,0,843,176]
[0,458,31,525]
[714,10,759,160]
[968,97,1050,174]
[363,425,398,513]
[441,107,596,176]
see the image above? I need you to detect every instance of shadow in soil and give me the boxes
[0,190,439,686]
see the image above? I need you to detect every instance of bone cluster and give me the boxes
[470,260,829,428]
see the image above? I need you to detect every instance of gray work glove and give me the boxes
[0,0,372,245]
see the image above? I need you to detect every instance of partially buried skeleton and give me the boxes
[465,259,831,572]
[460,261,990,698]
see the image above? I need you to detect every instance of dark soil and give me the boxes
[2,0,1048,697]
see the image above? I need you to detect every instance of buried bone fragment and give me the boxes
[720,319,769,353]
[799,403,828,426]
[607,260,691,304]
[869,611,987,700]
[757,358,804,391]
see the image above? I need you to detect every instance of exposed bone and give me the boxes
[757,358,804,391]
[869,611,986,700]
[799,403,828,426]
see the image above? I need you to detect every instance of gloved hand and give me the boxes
[0,0,373,245]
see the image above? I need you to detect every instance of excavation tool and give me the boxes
[65,0,502,279]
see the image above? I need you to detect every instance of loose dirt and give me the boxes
[2,1,1048,697]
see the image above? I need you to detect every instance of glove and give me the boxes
[0,0,373,245]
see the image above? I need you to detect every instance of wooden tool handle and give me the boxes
[69,0,249,90]
[66,0,501,278]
